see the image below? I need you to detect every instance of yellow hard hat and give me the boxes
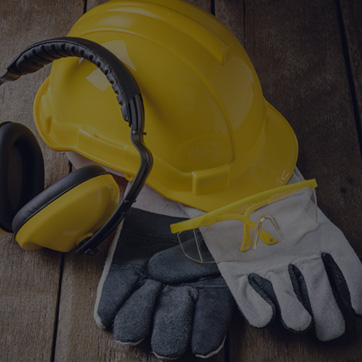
[34,0,298,212]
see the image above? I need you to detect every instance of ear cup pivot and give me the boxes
[0,122,44,232]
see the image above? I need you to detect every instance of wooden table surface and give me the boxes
[1,0,362,361]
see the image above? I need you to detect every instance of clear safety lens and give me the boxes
[175,182,318,263]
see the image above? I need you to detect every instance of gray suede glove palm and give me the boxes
[95,188,235,359]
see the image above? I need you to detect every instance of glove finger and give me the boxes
[95,268,140,328]
[297,257,345,341]
[191,284,235,358]
[113,279,162,345]
[322,251,362,316]
[236,275,274,327]
[148,243,220,284]
[151,286,197,359]
[248,272,312,332]
[267,271,312,332]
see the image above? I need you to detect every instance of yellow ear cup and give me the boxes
[14,172,119,252]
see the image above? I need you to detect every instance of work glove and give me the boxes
[94,186,235,359]
[176,168,362,341]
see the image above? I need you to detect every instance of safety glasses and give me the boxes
[170,179,318,263]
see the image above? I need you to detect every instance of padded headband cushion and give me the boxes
[0,37,141,123]
[0,122,45,232]
[12,164,108,234]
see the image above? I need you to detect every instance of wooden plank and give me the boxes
[53,1,225,361]
[213,0,244,44]
[86,0,211,12]
[187,0,212,11]
[215,0,362,361]
[339,1,362,153]
[0,1,84,361]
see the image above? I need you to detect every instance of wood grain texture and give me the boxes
[214,0,245,44]
[216,0,362,361]
[1,0,362,361]
[86,0,211,11]
[0,1,84,361]
[339,0,362,155]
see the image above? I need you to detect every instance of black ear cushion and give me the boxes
[12,164,109,234]
[0,122,44,232]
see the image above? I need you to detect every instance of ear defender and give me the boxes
[12,164,120,252]
[0,122,45,233]
[0,37,152,254]
[0,122,119,252]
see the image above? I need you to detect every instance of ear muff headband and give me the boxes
[0,37,138,123]
[0,37,153,254]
